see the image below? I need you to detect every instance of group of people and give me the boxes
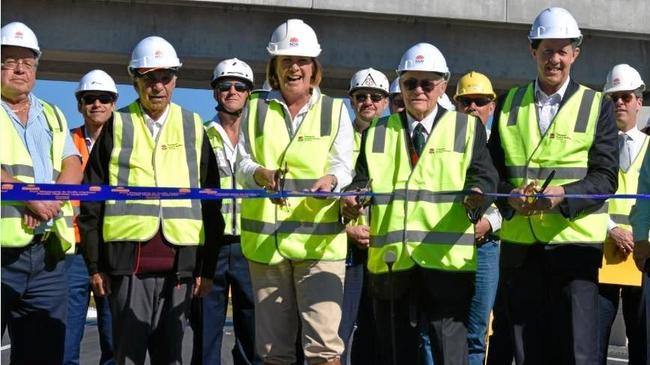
[1,5,649,365]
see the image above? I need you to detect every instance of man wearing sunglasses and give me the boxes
[1,21,82,365]
[65,69,118,365]
[79,36,223,365]
[343,42,497,365]
[596,64,647,365]
[191,58,261,365]
[487,7,618,364]
[389,77,405,114]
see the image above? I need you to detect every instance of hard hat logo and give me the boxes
[14,31,23,39]
[361,74,377,87]
[415,55,425,63]
[612,78,620,86]
[154,50,163,59]
[289,37,299,47]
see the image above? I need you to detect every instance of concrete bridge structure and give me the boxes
[2,0,649,98]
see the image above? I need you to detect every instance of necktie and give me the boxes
[412,123,426,158]
[619,134,632,171]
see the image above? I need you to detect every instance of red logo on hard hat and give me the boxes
[14,31,23,39]
[154,50,163,58]
[289,37,299,47]
[415,55,425,63]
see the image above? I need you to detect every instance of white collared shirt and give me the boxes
[405,106,438,140]
[534,78,570,135]
[141,104,171,139]
[205,114,238,172]
[236,87,353,191]
[83,126,95,151]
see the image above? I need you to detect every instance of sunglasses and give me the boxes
[216,81,250,93]
[610,93,635,103]
[390,96,405,108]
[402,78,443,92]
[458,96,493,107]
[136,69,176,84]
[353,92,385,103]
[80,94,114,104]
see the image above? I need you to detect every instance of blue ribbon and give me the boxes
[2,182,650,201]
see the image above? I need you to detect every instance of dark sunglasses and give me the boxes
[216,81,250,93]
[135,69,176,84]
[353,92,385,103]
[390,96,405,108]
[610,93,635,103]
[402,78,442,92]
[458,96,493,107]
[80,94,114,104]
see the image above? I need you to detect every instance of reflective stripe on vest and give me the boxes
[103,102,204,245]
[205,122,241,236]
[240,91,346,264]
[365,111,477,274]
[0,100,74,251]
[498,82,607,245]
[599,136,648,286]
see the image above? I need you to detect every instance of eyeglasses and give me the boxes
[353,92,385,103]
[610,93,635,103]
[458,96,493,107]
[80,93,114,104]
[216,81,250,93]
[135,69,176,84]
[402,77,443,92]
[1,58,37,71]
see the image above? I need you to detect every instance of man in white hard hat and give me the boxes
[190,58,261,365]
[65,69,118,365]
[389,77,405,114]
[236,18,353,365]
[79,35,224,364]
[487,7,618,364]
[340,67,389,365]
[596,64,647,364]
[343,42,497,365]
[1,21,82,364]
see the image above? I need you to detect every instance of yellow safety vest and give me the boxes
[205,121,241,236]
[103,102,204,245]
[365,111,477,274]
[599,135,648,286]
[498,83,607,245]
[240,91,347,264]
[0,100,74,252]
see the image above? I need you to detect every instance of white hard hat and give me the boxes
[396,42,450,79]
[603,64,645,94]
[349,68,389,95]
[128,36,182,75]
[389,78,401,95]
[75,69,119,98]
[528,7,582,45]
[438,93,455,111]
[211,58,254,88]
[267,19,321,58]
[1,22,41,58]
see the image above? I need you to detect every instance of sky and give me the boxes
[34,78,216,129]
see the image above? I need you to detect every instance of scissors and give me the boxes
[356,178,373,208]
[271,162,289,207]
[527,169,556,206]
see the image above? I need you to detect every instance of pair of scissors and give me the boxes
[270,162,289,207]
[527,169,556,206]
[356,178,373,208]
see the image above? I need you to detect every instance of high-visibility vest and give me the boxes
[240,91,347,264]
[102,102,204,245]
[498,83,607,245]
[599,135,649,286]
[71,127,90,244]
[0,100,74,252]
[365,111,477,274]
[350,127,368,227]
[205,121,241,236]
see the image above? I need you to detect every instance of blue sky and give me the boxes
[34,79,216,129]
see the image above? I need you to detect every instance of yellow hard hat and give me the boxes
[454,71,496,101]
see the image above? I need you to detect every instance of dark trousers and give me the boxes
[642,267,650,365]
[339,246,370,365]
[350,263,379,365]
[109,274,192,365]
[486,279,514,365]
[371,268,474,365]
[500,244,600,365]
[1,242,67,365]
[598,284,643,365]
[64,251,114,365]
[190,241,259,365]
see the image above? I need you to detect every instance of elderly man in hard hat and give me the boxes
[236,19,353,365]
[339,67,389,365]
[487,7,618,364]
[596,64,647,365]
[66,69,118,365]
[453,71,503,365]
[0,22,82,364]
[343,42,497,365]
[190,58,261,365]
[79,35,224,365]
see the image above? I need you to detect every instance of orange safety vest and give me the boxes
[71,126,90,244]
